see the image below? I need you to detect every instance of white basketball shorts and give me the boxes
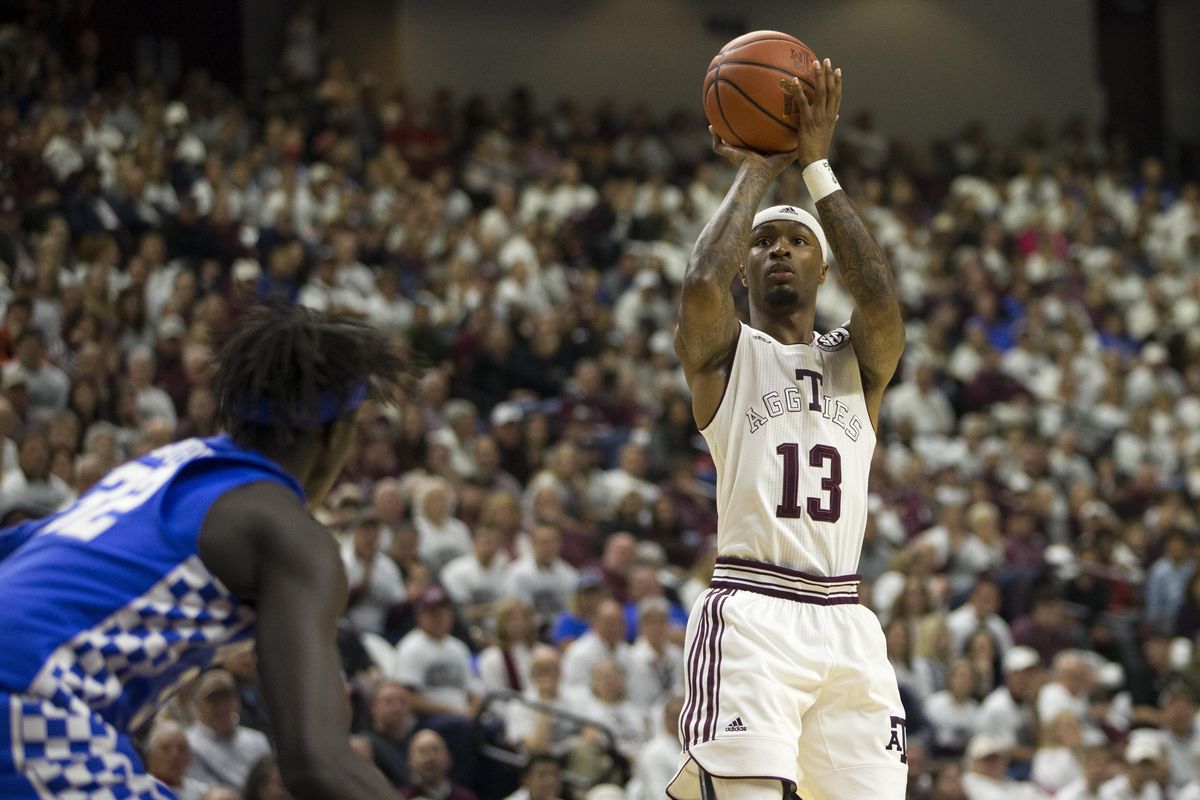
[666,557,908,800]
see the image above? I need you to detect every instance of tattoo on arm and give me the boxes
[816,191,904,388]
[816,192,897,306]
[689,164,775,284]
[678,164,775,366]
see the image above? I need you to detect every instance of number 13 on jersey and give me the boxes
[774,443,841,522]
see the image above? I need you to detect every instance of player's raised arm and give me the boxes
[200,482,398,800]
[675,132,794,426]
[788,60,905,429]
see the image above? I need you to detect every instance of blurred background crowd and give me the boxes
[2,3,1200,800]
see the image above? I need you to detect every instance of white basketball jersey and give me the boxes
[700,322,877,577]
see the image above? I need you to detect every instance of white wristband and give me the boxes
[802,159,842,202]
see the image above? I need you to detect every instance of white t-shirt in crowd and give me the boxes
[624,637,684,709]
[1031,746,1083,794]
[560,630,633,690]
[392,628,477,712]
[504,557,578,622]
[441,552,511,607]
[924,691,978,752]
[477,643,532,693]
[341,545,406,636]
[1097,775,1164,800]
[978,686,1033,750]
[962,771,1047,800]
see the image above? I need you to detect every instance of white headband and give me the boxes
[751,205,830,263]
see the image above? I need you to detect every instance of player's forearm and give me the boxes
[684,161,776,287]
[815,191,900,320]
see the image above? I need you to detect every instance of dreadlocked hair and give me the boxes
[212,305,413,449]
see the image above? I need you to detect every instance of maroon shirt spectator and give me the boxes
[1011,590,1075,666]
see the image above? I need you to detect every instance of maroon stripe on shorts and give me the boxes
[690,589,722,745]
[681,589,714,746]
[704,590,733,740]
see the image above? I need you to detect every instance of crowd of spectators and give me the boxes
[2,4,1200,800]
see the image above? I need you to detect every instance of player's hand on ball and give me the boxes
[783,58,843,166]
[709,126,796,177]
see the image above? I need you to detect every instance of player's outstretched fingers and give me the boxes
[824,58,837,115]
[832,67,843,118]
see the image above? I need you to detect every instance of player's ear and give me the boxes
[818,261,828,284]
[739,264,748,287]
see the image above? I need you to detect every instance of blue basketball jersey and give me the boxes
[0,435,304,734]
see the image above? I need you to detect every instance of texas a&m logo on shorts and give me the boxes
[885,716,908,764]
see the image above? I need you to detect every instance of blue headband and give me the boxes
[237,382,368,427]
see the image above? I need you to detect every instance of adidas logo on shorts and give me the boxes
[724,716,748,733]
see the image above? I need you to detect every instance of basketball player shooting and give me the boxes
[0,307,404,799]
[667,59,908,800]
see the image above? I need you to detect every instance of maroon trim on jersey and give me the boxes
[715,555,860,584]
[697,324,743,433]
[711,578,860,606]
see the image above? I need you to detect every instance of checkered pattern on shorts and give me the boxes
[29,555,255,730]
[9,695,176,800]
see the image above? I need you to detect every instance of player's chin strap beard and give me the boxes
[764,286,800,309]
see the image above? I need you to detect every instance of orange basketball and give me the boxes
[703,30,819,154]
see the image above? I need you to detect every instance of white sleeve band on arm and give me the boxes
[802,159,842,203]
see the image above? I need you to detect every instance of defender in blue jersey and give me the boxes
[0,307,409,799]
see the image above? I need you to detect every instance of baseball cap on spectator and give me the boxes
[193,669,237,701]
[577,568,605,592]
[156,315,187,340]
[2,364,28,391]
[634,270,659,290]
[328,483,364,509]
[428,428,457,448]
[163,101,189,127]
[1143,342,1167,365]
[1003,646,1040,675]
[966,733,1009,761]
[490,402,523,428]
[1097,661,1124,689]
[232,258,262,283]
[308,163,333,184]
[586,785,626,800]
[416,586,452,613]
[934,486,969,507]
[648,330,674,357]
[1125,735,1164,764]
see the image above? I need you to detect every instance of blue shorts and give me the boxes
[0,692,176,799]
